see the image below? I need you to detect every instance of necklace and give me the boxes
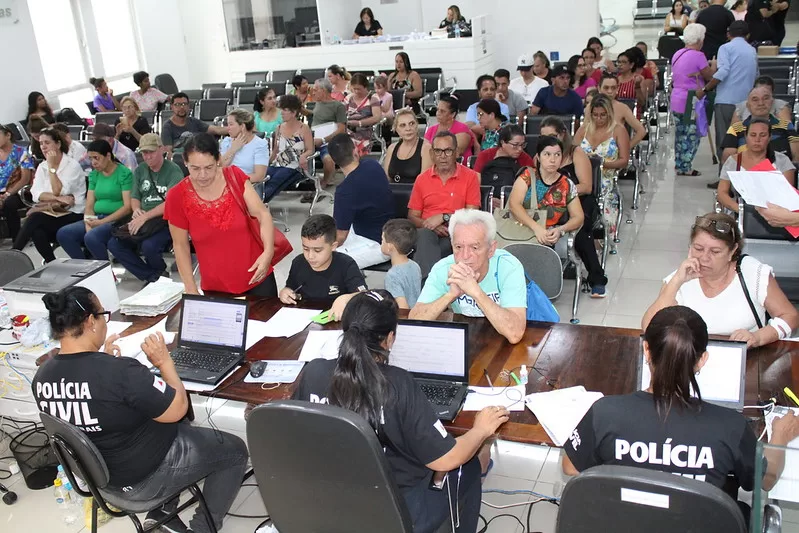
[399,137,419,158]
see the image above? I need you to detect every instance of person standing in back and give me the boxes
[696,0,735,60]
[327,133,394,269]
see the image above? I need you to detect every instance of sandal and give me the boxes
[481,458,494,478]
[676,169,702,176]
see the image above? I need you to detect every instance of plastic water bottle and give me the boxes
[64,481,84,517]
[53,479,79,525]
[325,30,331,45]
[454,24,461,38]
[519,365,529,385]
[0,289,11,328]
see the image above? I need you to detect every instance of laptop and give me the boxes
[636,337,748,411]
[388,319,470,421]
[158,295,250,385]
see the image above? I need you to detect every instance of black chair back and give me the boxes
[452,89,480,110]
[270,70,298,83]
[300,68,326,83]
[40,412,111,490]
[775,93,797,111]
[196,99,229,122]
[238,86,262,106]
[231,81,257,88]
[245,71,269,84]
[182,89,205,103]
[202,82,227,90]
[4,122,28,142]
[526,115,574,135]
[173,153,189,176]
[390,89,406,111]
[759,66,792,80]
[0,250,34,285]
[589,155,602,196]
[67,124,84,139]
[556,465,747,533]
[657,35,685,60]
[140,111,157,127]
[742,203,797,241]
[524,134,540,158]
[480,185,495,212]
[153,73,179,95]
[246,401,413,533]
[94,112,122,126]
[206,87,234,101]
[263,81,287,97]
[389,183,414,218]
[772,78,791,94]
[418,71,443,95]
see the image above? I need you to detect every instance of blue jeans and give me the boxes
[107,226,172,282]
[261,166,305,202]
[56,215,115,260]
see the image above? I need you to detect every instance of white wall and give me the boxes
[133,0,192,90]
[0,0,47,123]
[600,0,635,28]
[178,0,232,87]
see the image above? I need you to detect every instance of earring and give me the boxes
[92,328,96,333]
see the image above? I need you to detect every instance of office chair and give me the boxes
[40,412,216,533]
[556,465,779,533]
[153,73,179,95]
[246,400,414,533]
[0,250,35,285]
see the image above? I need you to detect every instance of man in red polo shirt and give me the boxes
[407,131,481,277]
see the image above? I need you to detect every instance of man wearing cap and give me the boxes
[465,75,511,138]
[509,54,550,105]
[92,123,138,171]
[107,134,184,283]
[530,66,584,118]
[694,20,757,187]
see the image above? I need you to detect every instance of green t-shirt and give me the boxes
[132,160,184,212]
[311,100,347,128]
[88,164,133,215]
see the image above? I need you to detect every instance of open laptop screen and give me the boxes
[638,338,747,410]
[389,320,469,381]
[180,297,248,350]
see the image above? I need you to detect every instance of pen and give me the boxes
[483,369,494,390]
[784,387,799,407]
[510,371,521,385]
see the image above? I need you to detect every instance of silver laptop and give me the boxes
[389,319,470,421]
[636,337,748,411]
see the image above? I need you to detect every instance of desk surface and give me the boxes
[120,298,799,447]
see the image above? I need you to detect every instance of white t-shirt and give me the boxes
[663,255,771,335]
[509,76,549,104]
[31,155,86,214]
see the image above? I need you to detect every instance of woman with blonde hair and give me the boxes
[220,108,269,186]
[574,94,630,237]
[384,108,432,183]
[115,96,151,151]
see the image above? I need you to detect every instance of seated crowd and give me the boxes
[5,17,799,531]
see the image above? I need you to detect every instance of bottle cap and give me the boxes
[57,465,64,472]
[521,364,527,372]
[54,478,62,487]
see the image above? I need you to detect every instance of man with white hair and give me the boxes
[409,208,527,344]
[311,78,347,189]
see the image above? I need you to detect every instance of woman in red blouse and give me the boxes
[164,133,277,296]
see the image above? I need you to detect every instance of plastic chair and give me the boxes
[269,70,298,83]
[504,243,564,300]
[196,99,229,123]
[0,250,35,285]
[237,86,262,107]
[244,71,269,84]
[299,68,326,83]
[153,73,179,95]
[94,112,122,126]
[526,115,575,135]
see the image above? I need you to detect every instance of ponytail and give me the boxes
[329,290,399,431]
[644,306,709,417]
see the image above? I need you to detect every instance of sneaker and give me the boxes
[706,180,719,189]
[143,509,188,533]
[591,285,607,298]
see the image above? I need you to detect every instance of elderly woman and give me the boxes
[574,94,630,238]
[476,99,506,150]
[264,95,314,202]
[670,23,713,176]
[384,109,432,183]
[424,94,479,160]
[0,124,35,242]
[33,285,248,533]
[388,52,424,114]
[13,128,85,263]
[57,140,133,261]
[254,87,283,136]
[344,73,382,155]
[220,108,269,186]
[115,97,152,151]
[508,136,584,248]
[165,133,279,296]
[130,71,169,112]
[643,213,799,347]
[717,118,795,213]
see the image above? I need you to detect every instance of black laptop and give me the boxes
[157,295,249,385]
[389,319,470,421]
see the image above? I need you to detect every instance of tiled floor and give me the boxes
[4,22,799,533]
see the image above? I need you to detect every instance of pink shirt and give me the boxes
[574,78,597,99]
[669,48,709,115]
[130,88,169,112]
[424,120,475,160]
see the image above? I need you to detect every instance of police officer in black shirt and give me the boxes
[293,290,509,533]
[562,306,799,512]
[33,286,248,533]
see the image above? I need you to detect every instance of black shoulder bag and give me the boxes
[112,170,169,243]
[736,254,764,329]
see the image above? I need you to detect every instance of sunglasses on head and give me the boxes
[693,216,733,234]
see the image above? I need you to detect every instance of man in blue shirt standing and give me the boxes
[530,66,584,119]
[695,21,757,188]
[328,133,394,268]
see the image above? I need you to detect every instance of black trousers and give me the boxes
[1,193,24,241]
[574,196,608,287]
[13,212,83,263]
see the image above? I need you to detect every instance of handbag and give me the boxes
[494,167,547,245]
[112,173,168,242]
[223,167,293,272]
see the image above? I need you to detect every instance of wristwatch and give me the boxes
[442,213,451,223]
[48,167,56,174]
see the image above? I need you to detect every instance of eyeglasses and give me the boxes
[693,216,733,234]
[505,141,527,149]
[172,102,190,107]
[432,148,455,156]
[93,311,112,323]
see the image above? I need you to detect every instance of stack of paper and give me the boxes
[119,277,185,316]
[524,386,604,446]
[115,317,176,368]
[765,407,799,502]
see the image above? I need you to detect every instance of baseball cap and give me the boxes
[92,123,115,139]
[551,65,571,79]
[138,133,162,152]
[517,53,534,71]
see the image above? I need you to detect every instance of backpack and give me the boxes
[525,274,560,322]
[55,108,88,128]
[480,156,524,193]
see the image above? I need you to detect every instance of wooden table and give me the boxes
[120,298,799,447]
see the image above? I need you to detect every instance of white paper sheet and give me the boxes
[311,122,338,139]
[765,407,799,502]
[462,385,527,412]
[524,386,604,446]
[245,308,323,350]
[243,361,306,384]
[106,321,132,338]
[115,317,176,368]
[298,330,343,361]
[728,171,799,210]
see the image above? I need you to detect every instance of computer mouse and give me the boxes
[250,361,267,378]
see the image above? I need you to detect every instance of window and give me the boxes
[91,0,141,77]
[223,0,320,51]
[28,0,87,92]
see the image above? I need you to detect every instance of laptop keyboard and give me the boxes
[171,350,236,373]
[419,383,460,406]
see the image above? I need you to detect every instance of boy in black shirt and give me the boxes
[279,214,367,319]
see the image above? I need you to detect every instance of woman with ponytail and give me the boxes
[562,305,799,508]
[293,290,509,533]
